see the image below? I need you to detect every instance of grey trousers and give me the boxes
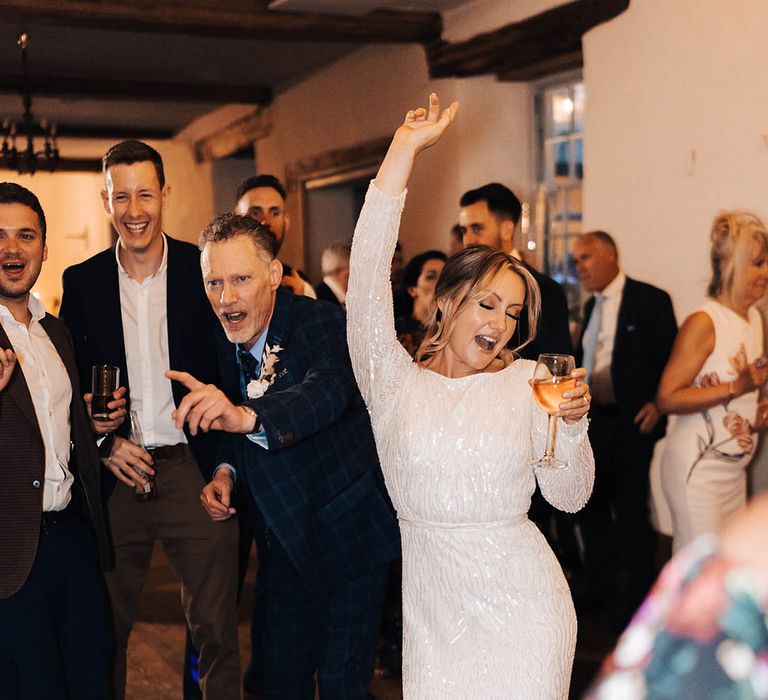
[105,444,240,700]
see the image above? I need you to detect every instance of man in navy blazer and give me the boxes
[59,141,240,700]
[169,212,400,699]
[573,231,677,616]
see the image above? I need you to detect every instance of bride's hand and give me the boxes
[392,93,459,155]
[558,368,591,425]
[374,93,459,197]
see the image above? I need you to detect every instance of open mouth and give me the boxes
[1,261,25,275]
[124,221,150,234]
[223,311,246,326]
[475,334,497,352]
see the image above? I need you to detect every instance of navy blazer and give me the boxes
[0,316,112,598]
[59,235,223,486]
[577,277,677,438]
[219,289,400,587]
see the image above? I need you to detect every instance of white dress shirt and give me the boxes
[587,271,626,405]
[116,234,186,447]
[0,296,73,511]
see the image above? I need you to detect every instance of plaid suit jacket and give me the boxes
[220,289,400,586]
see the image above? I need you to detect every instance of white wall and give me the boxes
[583,0,768,321]
[256,42,536,271]
[583,0,768,492]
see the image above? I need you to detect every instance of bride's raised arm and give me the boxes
[374,93,459,197]
[346,94,458,411]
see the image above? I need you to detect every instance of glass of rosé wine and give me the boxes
[530,353,576,469]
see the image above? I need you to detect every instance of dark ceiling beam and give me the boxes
[0,75,273,106]
[0,1,442,44]
[0,157,102,173]
[194,108,271,162]
[427,0,629,80]
[5,123,176,140]
[497,51,583,82]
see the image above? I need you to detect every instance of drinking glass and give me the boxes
[530,353,576,469]
[91,364,119,421]
[129,410,157,502]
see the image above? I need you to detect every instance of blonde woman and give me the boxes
[347,94,594,699]
[658,211,768,552]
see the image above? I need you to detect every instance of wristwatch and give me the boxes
[238,404,261,433]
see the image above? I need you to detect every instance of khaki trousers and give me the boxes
[105,444,240,700]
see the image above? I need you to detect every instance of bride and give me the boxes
[346,94,595,699]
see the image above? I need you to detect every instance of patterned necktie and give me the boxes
[238,348,260,399]
[581,294,605,383]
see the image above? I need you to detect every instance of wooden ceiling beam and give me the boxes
[1,123,175,140]
[497,51,584,82]
[0,75,273,106]
[427,0,629,80]
[194,107,272,162]
[0,157,102,173]
[0,1,442,44]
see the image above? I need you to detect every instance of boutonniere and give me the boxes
[246,343,284,399]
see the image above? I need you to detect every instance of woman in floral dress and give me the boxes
[657,211,768,551]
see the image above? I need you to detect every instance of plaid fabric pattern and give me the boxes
[219,289,400,587]
[254,554,388,698]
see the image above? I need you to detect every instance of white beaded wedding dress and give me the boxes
[347,183,595,699]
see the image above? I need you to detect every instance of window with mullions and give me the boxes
[535,78,585,333]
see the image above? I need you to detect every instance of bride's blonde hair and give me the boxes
[415,246,541,366]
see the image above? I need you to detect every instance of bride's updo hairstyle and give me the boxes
[415,245,541,366]
[708,211,768,298]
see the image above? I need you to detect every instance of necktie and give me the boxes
[238,348,260,399]
[581,294,605,383]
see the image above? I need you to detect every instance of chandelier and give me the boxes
[1,33,59,175]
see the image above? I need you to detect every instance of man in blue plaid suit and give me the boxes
[168,212,401,700]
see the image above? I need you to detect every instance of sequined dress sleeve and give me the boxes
[530,403,594,513]
[347,181,414,412]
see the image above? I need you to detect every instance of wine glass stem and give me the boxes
[544,414,558,460]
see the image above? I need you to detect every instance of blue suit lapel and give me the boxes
[262,288,294,391]
[265,287,293,352]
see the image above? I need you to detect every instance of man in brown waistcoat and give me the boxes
[0,182,113,699]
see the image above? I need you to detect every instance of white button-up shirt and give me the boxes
[587,271,626,405]
[116,234,186,448]
[0,295,73,511]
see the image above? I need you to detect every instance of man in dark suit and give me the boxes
[315,241,351,308]
[59,141,240,700]
[235,174,316,298]
[0,183,113,699]
[459,183,572,359]
[573,231,677,615]
[167,212,401,699]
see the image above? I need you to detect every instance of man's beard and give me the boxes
[0,281,31,301]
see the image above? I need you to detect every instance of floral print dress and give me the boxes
[661,300,763,552]
[585,535,768,700]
